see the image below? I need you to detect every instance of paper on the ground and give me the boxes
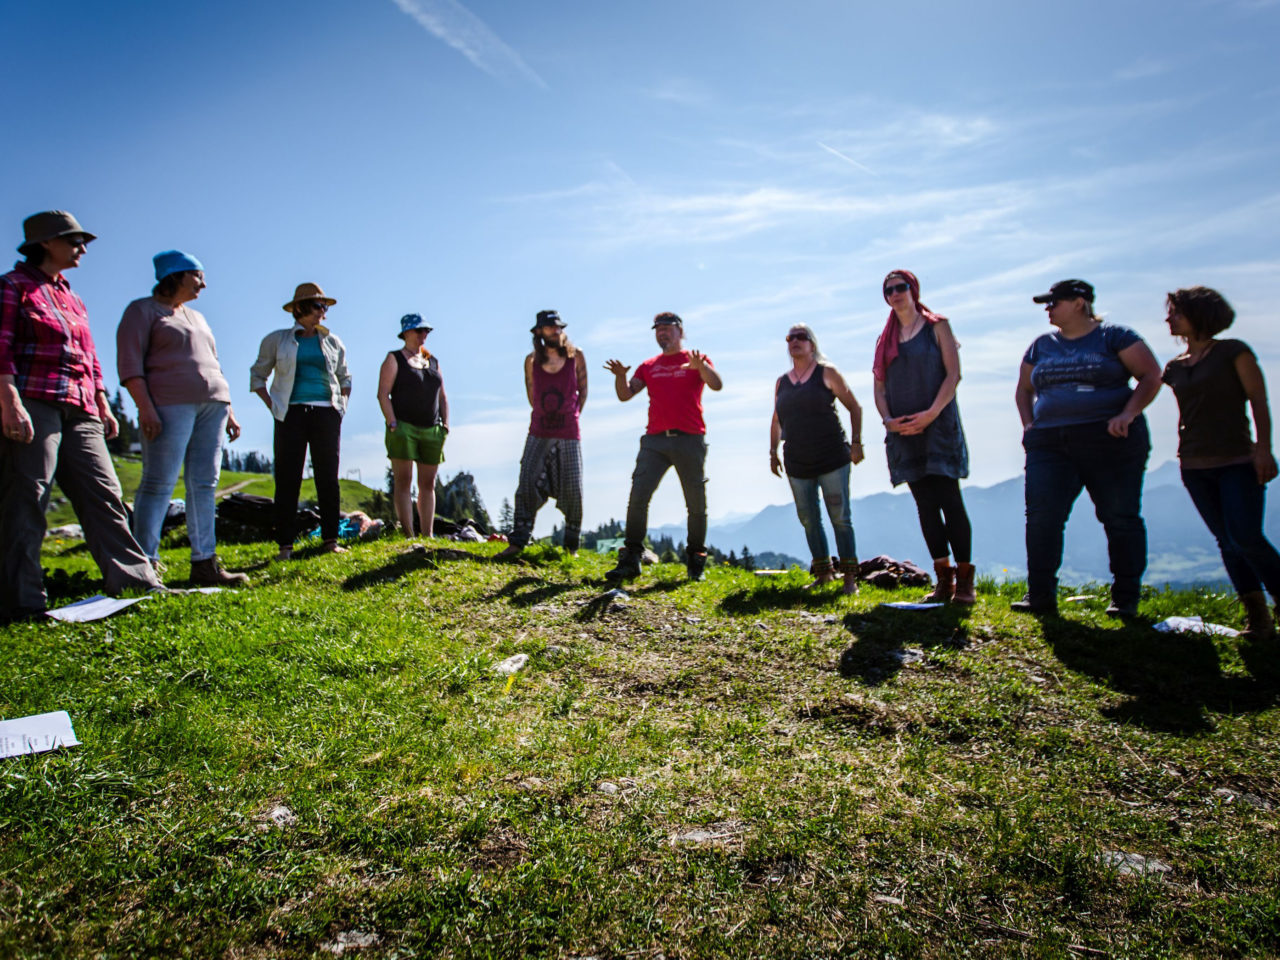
[46,594,148,623]
[0,710,81,758]
[880,601,945,610]
[1154,615,1240,637]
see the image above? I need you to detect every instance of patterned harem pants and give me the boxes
[510,435,583,547]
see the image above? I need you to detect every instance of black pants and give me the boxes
[906,474,971,563]
[274,405,342,546]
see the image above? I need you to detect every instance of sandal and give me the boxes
[275,546,294,561]
[321,540,348,554]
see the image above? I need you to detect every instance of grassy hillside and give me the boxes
[2,540,1278,958]
[45,458,376,527]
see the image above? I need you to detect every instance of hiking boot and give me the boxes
[606,549,642,582]
[1240,591,1275,641]
[687,550,708,582]
[839,557,860,595]
[1105,584,1139,618]
[921,559,954,602]
[1010,593,1057,614]
[953,562,977,605]
[563,533,580,554]
[190,556,250,587]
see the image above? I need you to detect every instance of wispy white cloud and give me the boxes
[389,0,547,88]
[644,77,715,107]
[1114,58,1172,81]
[816,141,876,176]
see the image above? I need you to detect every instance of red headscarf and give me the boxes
[872,269,948,382]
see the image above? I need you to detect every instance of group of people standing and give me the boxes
[3,209,1279,644]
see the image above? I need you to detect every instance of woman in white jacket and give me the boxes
[250,283,351,559]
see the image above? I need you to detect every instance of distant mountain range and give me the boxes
[651,460,1265,587]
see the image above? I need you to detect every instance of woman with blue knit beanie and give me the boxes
[117,251,248,585]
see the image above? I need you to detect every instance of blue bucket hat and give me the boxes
[153,250,204,281]
[399,313,433,339]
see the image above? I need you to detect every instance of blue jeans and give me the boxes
[788,462,857,563]
[1023,417,1149,601]
[1182,462,1280,598]
[133,402,229,561]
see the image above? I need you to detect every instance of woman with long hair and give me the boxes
[1163,286,1280,640]
[873,270,974,603]
[498,309,587,557]
[770,323,863,592]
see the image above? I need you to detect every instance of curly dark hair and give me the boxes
[152,270,192,298]
[1167,286,1235,339]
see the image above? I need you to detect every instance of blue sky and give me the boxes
[6,0,1279,532]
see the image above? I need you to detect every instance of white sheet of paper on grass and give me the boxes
[46,594,148,623]
[880,601,945,611]
[1154,615,1240,638]
[0,711,81,759]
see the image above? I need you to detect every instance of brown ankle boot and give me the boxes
[953,562,976,605]
[1240,591,1275,641]
[190,556,250,587]
[922,559,954,602]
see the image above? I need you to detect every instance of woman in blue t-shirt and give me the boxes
[1012,279,1161,616]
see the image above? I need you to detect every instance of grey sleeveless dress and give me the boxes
[883,323,969,485]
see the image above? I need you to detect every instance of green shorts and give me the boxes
[386,422,447,465]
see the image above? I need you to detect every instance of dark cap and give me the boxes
[18,210,96,256]
[1033,279,1095,304]
[652,311,683,328]
[532,309,566,331]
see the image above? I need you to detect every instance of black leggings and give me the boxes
[907,475,971,563]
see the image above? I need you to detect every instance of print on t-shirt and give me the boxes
[538,387,566,432]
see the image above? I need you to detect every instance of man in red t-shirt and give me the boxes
[604,312,722,581]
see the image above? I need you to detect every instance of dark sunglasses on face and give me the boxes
[786,332,811,343]
[308,301,329,313]
[884,282,911,296]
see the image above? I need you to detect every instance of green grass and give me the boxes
[45,459,374,527]
[2,538,1278,958]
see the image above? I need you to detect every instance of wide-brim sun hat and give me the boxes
[399,313,433,338]
[18,210,96,256]
[282,282,337,312]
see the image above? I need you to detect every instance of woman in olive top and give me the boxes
[1163,286,1280,640]
[771,323,864,593]
[376,313,448,538]
[250,283,351,559]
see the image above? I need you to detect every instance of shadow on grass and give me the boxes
[484,576,578,608]
[1039,616,1279,734]
[570,578,686,621]
[837,603,972,685]
[718,581,847,615]
[341,546,482,591]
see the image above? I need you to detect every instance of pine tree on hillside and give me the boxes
[106,389,138,455]
[498,498,514,535]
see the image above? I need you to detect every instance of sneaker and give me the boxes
[1105,598,1139,618]
[190,556,250,587]
[1010,594,1057,614]
[605,550,643,582]
[686,550,708,582]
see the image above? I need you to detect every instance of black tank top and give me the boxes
[390,351,443,427]
[775,366,849,478]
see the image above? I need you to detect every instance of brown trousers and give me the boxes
[0,399,159,614]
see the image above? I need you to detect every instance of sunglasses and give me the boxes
[786,332,811,343]
[308,301,329,313]
[883,282,911,296]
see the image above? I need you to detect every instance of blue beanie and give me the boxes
[153,250,204,281]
